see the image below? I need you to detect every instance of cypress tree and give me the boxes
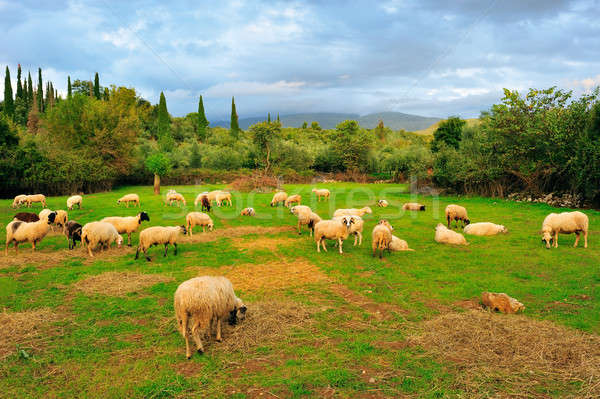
[157,92,173,151]
[230,96,240,138]
[14,65,27,125]
[267,112,271,123]
[93,72,100,99]
[197,95,209,142]
[67,76,72,99]
[27,72,33,105]
[4,66,14,118]
[16,64,23,100]
[277,113,280,123]
[37,68,43,113]
[103,87,109,101]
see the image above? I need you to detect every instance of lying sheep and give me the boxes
[291,205,321,236]
[81,221,123,257]
[464,222,508,236]
[117,193,140,207]
[541,211,589,249]
[12,195,27,208]
[314,216,353,254]
[215,191,233,207]
[389,235,414,251]
[166,192,187,207]
[135,225,187,261]
[285,194,301,207]
[174,276,246,358]
[5,211,56,255]
[65,220,83,250]
[13,212,40,223]
[445,204,470,228]
[334,215,363,246]
[67,195,82,210]
[377,199,389,208]
[186,212,214,236]
[25,194,46,208]
[402,203,426,211]
[435,223,468,245]
[333,207,373,218]
[101,212,150,246]
[312,188,330,202]
[271,191,288,207]
[372,219,394,258]
[241,208,255,216]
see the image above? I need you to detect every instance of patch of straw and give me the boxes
[73,271,173,297]
[0,308,61,359]
[182,226,294,244]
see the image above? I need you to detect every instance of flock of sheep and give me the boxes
[4,187,591,357]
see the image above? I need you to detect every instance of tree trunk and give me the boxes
[154,174,160,195]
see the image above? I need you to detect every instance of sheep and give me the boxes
[377,199,389,208]
[174,276,246,358]
[67,195,82,210]
[54,210,69,233]
[39,209,54,221]
[117,193,140,207]
[291,205,321,236]
[435,223,468,245]
[241,207,255,216]
[333,207,373,218]
[464,222,508,236]
[314,216,353,254]
[194,193,211,212]
[65,220,83,250]
[5,211,56,255]
[25,194,46,208]
[81,221,123,257]
[271,191,288,207]
[389,235,414,252]
[445,204,470,228]
[215,191,232,207]
[194,192,208,206]
[312,188,330,202]
[185,212,214,236]
[402,202,426,211]
[12,195,27,208]
[372,219,394,258]
[284,194,301,207]
[13,212,40,223]
[541,211,589,249]
[166,192,187,207]
[206,190,223,203]
[334,215,364,246]
[100,211,150,246]
[135,225,187,261]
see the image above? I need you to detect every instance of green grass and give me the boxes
[0,183,599,398]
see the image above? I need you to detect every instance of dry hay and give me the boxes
[73,271,173,297]
[0,308,61,359]
[232,236,298,252]
[410,310,600,396]
[182,226,295,244]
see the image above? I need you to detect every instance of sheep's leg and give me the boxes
[145,250,151,262]
[135,247,140,260]
[4,242,9,256]
[353,233,358,246]
[358,231,362,246]
[174,243,178,255]
[316,239,321,252]
[164,244,169,257]
[87,244,93,257]
[216,318,222,342]
[14,242,19,254]
[322,239,327,252]
[191,321,205,354]
[338,238,343,254]
[574,232,580,248]
[554,232,559,248]
[584,230,588,248]
[32,240,36,252]
[297,221,302,235]
[127,233,132,247]
[447,216,451,228]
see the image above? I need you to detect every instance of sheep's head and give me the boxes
[73,227,82,242]
[464,218,471,226]
[116,235,123,248]
[208,222,214,231]
[436,223,445,231]
[290,206,297,215]
[228,297,247,325]
[139,211,150,223]
[116,199,120,204]
[363,206,373,214]
[378,219,393,231]
[341,216,354,229]
[420,205,426,211]
[179,225,188,235]
[541,228,553,249]
[500,225,508,234]
[47,212,57,224]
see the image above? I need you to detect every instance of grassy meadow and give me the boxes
[0,183,599,398]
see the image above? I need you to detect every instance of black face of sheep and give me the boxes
[47,212,57,224]
[180,225,188,235]
[139,211,150,223]
[464,218,470,226]
[420,205,426,211]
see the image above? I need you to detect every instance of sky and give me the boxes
[1,0,600,120]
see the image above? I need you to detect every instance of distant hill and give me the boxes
[211,111,441,131]
[412,118,481,135]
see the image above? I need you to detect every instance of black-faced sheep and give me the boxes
[67,195,82,210]
[186,212,214,236]
[81,221,123,257]
[5,211,56,255]
[314,216,353,254]
[240,207,255,216]
[377,199,389,207]
[403,202,426,211]
[445,204,470,228]
[372,219,394,258]
[271,191,288,206]
[101,211,150,246]
[117,193,140,207]
[541,211,589,249]
[65,220,83,250]
[135,225,187,261]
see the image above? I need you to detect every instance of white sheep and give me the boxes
[174,276,246,358]
[166,192,187,207]
[445,204,470,228]
[389,235,414,251]
[101,211,150,246]
[135,225,187,261]
[67,195,82,210]
[271,191,288,207]
[541,211,589,249]
[372,219,394,258]
[25,194,46,208]
[333,207,373,218]
[312,188,330,202]
[206,190,223,203]
[12,195,27,208]
[377,200,389,208]
[334,215,364,246]
[464,222,508,236]
[435,223,468,245]
[186,212,214,236]
[291,205,321,236]
[402,202,426,211]
[285,194,301,207]
[314,216,353,254]
[81,221,123,257]
[117,193,140,207]
[215,191,232,207]
[240,207,255,216]
[5,211,56,255]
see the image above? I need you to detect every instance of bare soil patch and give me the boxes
[0,308,62,359]
[0,246,136,270]
[73,271,173,297]
[182,226,295,244]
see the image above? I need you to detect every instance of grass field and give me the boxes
[1,183,599,398]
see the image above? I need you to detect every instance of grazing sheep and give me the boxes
[186,212,214,236]
[334,215,364,246]
[314,216,353,254]
[166,192,187,207]
[312,188,330,202]
[377,199,389,208]
[101,212,150,246]
[435,223,468,245]
[65,220,83,250]
[402,203,426,211]
[285,194,301,207]
[13,212,40,223]
[215,191,233,207]
[194,192,208,206]
[135,225,187,261]
[389,235,414,252]
[372,219,394,258]
[464,222,508,236]
[445,204,470,228]
[541,211,589,249]
[194,193,212,212]
[291,205,321,236]
[271,191,288,207]
[25,194,46,208]
[81,221,123,257]
[240,207,255,216]
[12,195,27,208]
[174,276,246,358]
[117,193,140,207]
[206,190,223,203]
[5,211,56,255]
[67,195,82,210]
[333,207,373,218]
[54,210,69,233]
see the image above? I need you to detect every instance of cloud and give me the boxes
[204,80,306,98]
[571,75,600,90]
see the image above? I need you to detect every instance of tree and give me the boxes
[190,141,202,168]
[0,113,19,147]
[197,95,209,142]
[67,76,72,99]
[267,112,271,123]
[431,116,465,152]
[157,91,173,151]
[332,120,374,171]
[249,121,281,172]
[16,65,23,101]
[103,87,109,101]
[37,68,43,113]
[27,92,41,133]
[277,113,280,123]
[4,66,14,118]
[27,72,33,105]
[230,96,240,138]
[145,152,172,194]
[93,72,101,99]
[301,121,308,129]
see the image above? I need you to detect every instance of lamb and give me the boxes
[445,204,470,228]
[101,211,150,246]
[270,191,288,207]
[185,212,214,236]
[65,220,83,250]
[312,188,330,202]
[117,193,140,207]
[67,195,82,210]
[284,194,301,207]
[389,235,414,251]
[333,207,373,218]
[166,192,187,207]
[314,216,353,254]
[174,276,246,358]
[215,191,232,207]
[435,223,468,245]
[25,194,46,208]
[334,215,363,246]
[372,219,394,258]
[13,212,40,223]
[402,203,426,211]
[464,222,508,236]
[377,200,389,207]
[291,205,321,236]
[135,225,187,261]
[81,221,123,257]
[5,211,56,255]
[241,207,255,216]
[541,211,589,249]
[12,195,27,208]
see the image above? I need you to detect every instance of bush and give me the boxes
[229,174,279,192]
